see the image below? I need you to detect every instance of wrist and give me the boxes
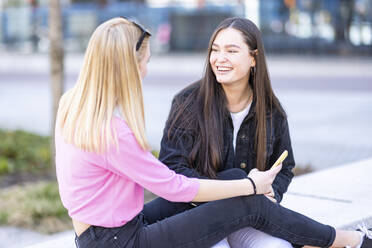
[246,177,257,195]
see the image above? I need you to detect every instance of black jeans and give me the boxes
[75,195,335,248]
[143,168,249,225]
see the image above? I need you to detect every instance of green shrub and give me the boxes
[0,181,71,234]
[0,157,14,175]
[151,150,159,158]
[0,129,163,177]
[0,129,51,175]
[0,212,8,224]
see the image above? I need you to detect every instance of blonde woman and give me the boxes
[55,17,371,248]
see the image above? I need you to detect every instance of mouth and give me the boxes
[216,66,233,74]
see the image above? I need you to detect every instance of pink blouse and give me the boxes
[55,117,199,228]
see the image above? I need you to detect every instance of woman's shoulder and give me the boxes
[112,116,133,137]
[173,80,201,103]
[267,103,287,123]
[166,80,201,131]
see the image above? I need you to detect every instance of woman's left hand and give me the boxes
[264,186,277,203]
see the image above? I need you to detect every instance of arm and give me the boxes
[193,164,282,202]
[193,179,253,202]
[107,119,280,203]
[267,118,295,203]
[106,127,200,202]
[159,98,208,179]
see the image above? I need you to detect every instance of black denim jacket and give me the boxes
[159,84,295,203]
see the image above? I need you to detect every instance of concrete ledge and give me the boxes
[281,157,372,229]
[24,231,75,248]
[25,158,372,248]
[25,236,74,248]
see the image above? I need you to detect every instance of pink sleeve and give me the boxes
[106,124,199,202]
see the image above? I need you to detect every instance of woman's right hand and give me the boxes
[192,164,282,202]
[247,164,282,195]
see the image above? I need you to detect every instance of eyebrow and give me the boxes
[212,43,241,49]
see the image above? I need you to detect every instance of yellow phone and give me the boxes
[271,150,288,168]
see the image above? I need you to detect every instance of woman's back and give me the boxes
[56,117,145,228]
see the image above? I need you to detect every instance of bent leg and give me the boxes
[143,168,247,224]
[217,168,247,180]
[137,195,335,248]
[143,197,192,224]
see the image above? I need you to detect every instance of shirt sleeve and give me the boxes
[159,97,208,179]
[105,122,200,203]
[267,117,295,203]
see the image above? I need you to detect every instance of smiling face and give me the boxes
[209,28,255,87]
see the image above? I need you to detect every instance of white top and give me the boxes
[230,103,251,151]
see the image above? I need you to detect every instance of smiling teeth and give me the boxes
[217,67,232,71]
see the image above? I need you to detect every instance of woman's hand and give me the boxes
[247,164,282,195]
[264,186,277,203]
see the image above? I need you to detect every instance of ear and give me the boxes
[250,49,258,67]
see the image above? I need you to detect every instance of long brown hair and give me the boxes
[168,17,285,178]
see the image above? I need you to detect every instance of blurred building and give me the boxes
[260,0,372,54]
[0,0,371,54]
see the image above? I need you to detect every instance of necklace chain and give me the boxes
[229,90,253,113]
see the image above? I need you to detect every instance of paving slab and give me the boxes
[281,157,372,229]
[0,227,46,248]
[24,232,75,248]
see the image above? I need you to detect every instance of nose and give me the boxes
[216,52,227,63]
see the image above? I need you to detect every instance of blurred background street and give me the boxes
[1,52,372,170]
[1,0,371,170]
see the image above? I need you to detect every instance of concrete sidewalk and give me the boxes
[281,157,372,229]
[20,157,372,248]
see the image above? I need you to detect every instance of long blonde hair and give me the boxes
[56,17,150,153]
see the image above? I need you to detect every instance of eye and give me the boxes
[211,48,219,52]
[228,50,238,53]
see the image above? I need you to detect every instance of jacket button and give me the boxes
[240,162,246,169]
[241,134,246,139]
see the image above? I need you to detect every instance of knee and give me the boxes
[222,194,267,218]
[239,195,269,222]
[242,194,267,207]
[244,194,275,212]
[218,168,247,180]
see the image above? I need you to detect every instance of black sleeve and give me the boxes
[159,98,208,179]
[267,118,295,203]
